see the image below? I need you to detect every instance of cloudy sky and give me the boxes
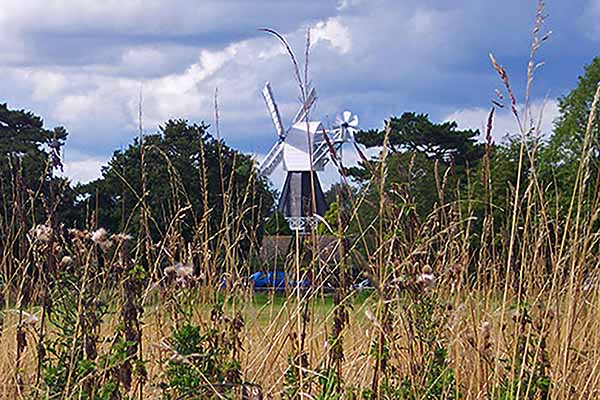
[1,0,598,187]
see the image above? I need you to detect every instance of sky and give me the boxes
[1,0,598,189]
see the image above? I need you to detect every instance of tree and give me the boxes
[540,57,600,211]
[356,112,484,167]
[78,119,275,253]
[264,210,292,236]
[0,103,71,227]
[350,113,485,220]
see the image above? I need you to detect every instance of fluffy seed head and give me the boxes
[22,313,39,326]
[175,263,194,278]
[163,265,177,277]
[481,321,491,336]
[60,255,73,268]
[112,233,133,243]
[32,224,53,243]
[416,267,436,288]
[91,228,108,244]
[91,228,112,251]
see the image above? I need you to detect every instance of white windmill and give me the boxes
[258,82,359,232]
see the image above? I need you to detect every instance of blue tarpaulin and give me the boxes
[249,271,310,290]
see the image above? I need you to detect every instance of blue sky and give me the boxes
[1,0,598,186]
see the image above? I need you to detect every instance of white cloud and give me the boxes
[61,157,106,183]
[120,47,169,73]
[18,70,68,101]
[0,0,582,189]
[54,95,96,124]
[1,12,358,175]
[312,18,352,54]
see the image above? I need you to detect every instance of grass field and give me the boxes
[3,2,600,398]
[2,284,599,398]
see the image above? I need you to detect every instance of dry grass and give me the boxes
[1,286,599,398]
[2,1,600,399]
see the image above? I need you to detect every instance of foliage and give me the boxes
[539,57,600,213]
[365,277,458,400]
[350,113,484,223]
[0,102,67,177]
[3,24,600,398]
[497,306,552,400]
[0,103,76,238]
[77,119,275,259]
[356,112,484,166]
[161,304,250,399]
[264,209,292,236]
[40,232,119,398]
[318,201,339,235]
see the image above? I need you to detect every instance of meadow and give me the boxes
[2,2,600,399]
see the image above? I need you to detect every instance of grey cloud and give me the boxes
[0,0,594,185]
[0,1,339,69]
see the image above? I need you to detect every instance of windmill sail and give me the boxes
[291,87,318,124]
[259,142,284,176]
[312,111,359,169]
[262,82,285,139]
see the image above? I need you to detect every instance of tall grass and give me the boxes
[1,2,600,399]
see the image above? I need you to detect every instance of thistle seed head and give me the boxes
[32,224,53,243]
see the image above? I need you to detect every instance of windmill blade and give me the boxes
[292,87,318,124]
[312,129,344,169]
[313,128,344,169]
[348,114,359,127]
[258,142,284,176]
[312,142,337,169]
[262,82,285,139]
[338,110,359,127]
[314,110,360,169]
[334,110,359,141]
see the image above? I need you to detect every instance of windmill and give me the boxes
[258,82,359,232]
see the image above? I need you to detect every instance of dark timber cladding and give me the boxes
[278,171,327,218]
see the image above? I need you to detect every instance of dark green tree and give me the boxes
[356,112,484,167]
[539,57,600,211]
[350,113,484,220]
[78,119,275,253]
[0,103,72,229]
[264,210,292,236]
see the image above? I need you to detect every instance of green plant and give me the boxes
[497,306,552,400]
[161,304,255,399]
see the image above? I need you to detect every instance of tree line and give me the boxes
[2,57,600,261]
[318,58,600,254]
